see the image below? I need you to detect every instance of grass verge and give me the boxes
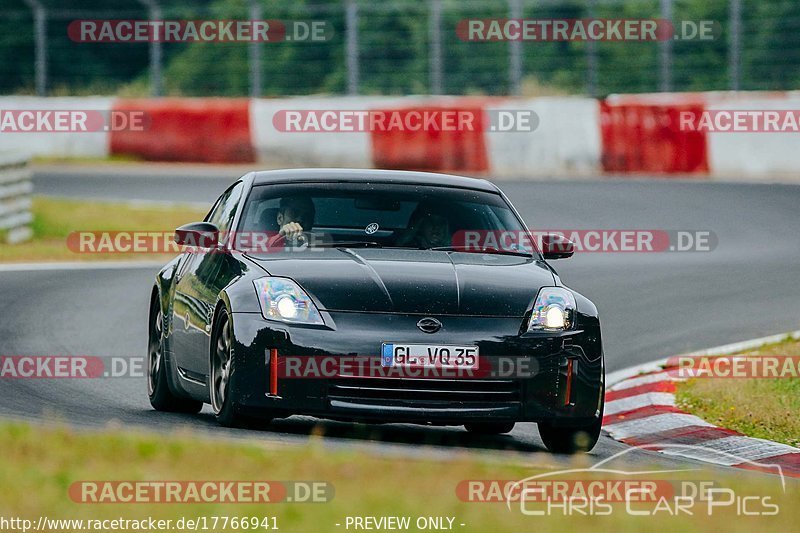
[0,421,796,532]
[675,337,800,448]
[0,197,206,263]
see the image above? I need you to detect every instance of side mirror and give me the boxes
[541,233,574,260]
[175,222,219,248]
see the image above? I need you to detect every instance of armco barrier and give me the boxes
[110,98,255,163]
[0,154,33,244]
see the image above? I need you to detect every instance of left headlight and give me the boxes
[253,277,324,325]
[526,287,576,332]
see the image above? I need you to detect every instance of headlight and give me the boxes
[253,277,324,325]
[526,287,576,332]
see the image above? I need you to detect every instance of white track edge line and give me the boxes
[607,329,800,387]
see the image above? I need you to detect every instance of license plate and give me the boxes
[381,343,479,369]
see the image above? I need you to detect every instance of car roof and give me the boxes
[251,168,499,193]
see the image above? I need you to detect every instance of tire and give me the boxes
[210,308,249,427]
[464,422,516,435]
[538,395,604,454]
[148,296,203,414]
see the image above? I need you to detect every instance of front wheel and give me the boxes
[148,297,203,414]
[538,395,604,454]
[210,308,255,427]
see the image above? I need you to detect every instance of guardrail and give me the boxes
[0,154,33,244]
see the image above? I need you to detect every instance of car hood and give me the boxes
[246,248,555,317]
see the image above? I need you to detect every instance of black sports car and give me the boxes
[148,169,604,453]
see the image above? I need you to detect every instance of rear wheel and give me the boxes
[464,422,516,435]
[148,297,203,413]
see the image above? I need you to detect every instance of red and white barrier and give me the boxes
[706,92,800,178]
[486,97,601,178]
[370,97,495,173]
[111,98,254,163]
[600,93,708,174]
[601,91,800,179]
[249,95,602,177]
[249,96,419,167]
[3,93,799,181]
[0,97,114,159]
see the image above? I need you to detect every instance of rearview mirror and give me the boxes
[354,197,402,211]
[541,233,574,259]
[175,222,219,248]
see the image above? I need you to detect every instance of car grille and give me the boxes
[328,377,521,404]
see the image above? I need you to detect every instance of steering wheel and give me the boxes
[269,231,311,250]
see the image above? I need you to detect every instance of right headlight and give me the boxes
[526,287,576,332]
[253,277,324,325]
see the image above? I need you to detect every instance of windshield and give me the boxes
[236,182,536,256]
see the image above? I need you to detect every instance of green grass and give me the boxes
[0,197,206,263]
[0,421,796,532]
[676,337,800,448]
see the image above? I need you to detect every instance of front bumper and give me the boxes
[227,310,603,426]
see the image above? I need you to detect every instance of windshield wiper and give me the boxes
[317,241,383,248]
[428,245,534,257]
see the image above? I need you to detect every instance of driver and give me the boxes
[397,204,451,248]
[270,196,315,246]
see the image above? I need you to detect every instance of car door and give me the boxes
[172,182,244,379]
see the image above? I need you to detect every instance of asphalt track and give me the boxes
[1,165,798,472]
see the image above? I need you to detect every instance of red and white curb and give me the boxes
[603,331,800,478]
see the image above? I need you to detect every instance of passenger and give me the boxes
[398,204,451,248]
